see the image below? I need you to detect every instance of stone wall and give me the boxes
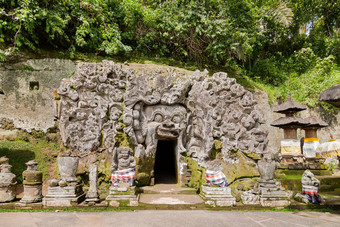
[0,58,339,146]
[0,59,76,132]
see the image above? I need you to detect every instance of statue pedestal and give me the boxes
[242,180,292,207]
[258,181,292,207]
[43,184,85,207]
[0,183,16,202]
[20,185,43,204]
[201,185,236,207]
[106,184,138,207]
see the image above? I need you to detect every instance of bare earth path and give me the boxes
[0,211,339,227]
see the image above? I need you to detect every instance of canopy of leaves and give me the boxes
[1,0,339,106]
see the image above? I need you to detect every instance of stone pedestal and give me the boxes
[0,157,17,202]
[43,184,85,207]
[86,164,99,203]
[20,160,43,204]
[21,185,43,204]
[43,156,85,207]
[242,180,292,207]
[258,180,291,207]
[106,183,138,207]
[201,185,236,207]
[0,183,16,202]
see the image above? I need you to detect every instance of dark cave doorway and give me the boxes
[154,140,177,184]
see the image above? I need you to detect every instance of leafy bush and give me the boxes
[250,57,288,86]
[292,48,317,73]
[0,0,339,97]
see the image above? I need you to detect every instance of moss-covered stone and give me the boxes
[115,131,134,150]
[229,177,259,201]
[97,152,112,186]
[186,157,206,189]
[222,150,260,184]
[136,172,150,186]
[135,156,155,186]
[0,118,15,130]
[244,151,261,161]
[210,140,222,159]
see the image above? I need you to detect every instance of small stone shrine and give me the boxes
[106,147,138,206]
[271,96,307,155]
[0,156,16,202]
[20,160,43,204]
[301,116,327,158]
[43,155,85,206]
[201,160,236,207]
[242,153,292,207]
[85,164,100,203]
[295,170,322,204]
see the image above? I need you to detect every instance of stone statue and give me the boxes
[111,147,136,171]
[297,170,322,204]
[111,147,136,187]
[242,152,292,207]
[258,153,277,182]
[0,156,16,202]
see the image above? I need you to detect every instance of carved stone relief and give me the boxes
[56,61,269,186]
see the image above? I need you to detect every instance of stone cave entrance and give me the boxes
[154,140,177,184]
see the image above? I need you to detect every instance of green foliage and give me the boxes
[0,0,339,106]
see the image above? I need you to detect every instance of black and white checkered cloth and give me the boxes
[206,170,228,187]
[110,168,135,187]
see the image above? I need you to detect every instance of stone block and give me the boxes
[215,198,236,207]
[128,200,139,206]
[260,198,290,207]
[109,200,120,207]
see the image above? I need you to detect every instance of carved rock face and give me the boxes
[144,104,187,140]
[56,61,270,185]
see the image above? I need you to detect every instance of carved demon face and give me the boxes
[144,104,187,140]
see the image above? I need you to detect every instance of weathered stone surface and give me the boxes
[86,164,99,202]
[0,59,76,132]
[21,160,43,204]
[55,61,269,188]
[302,169,320,186]
[0,157,16,202]
[201,185,236,207]
[43,156,85,206]
[58,156,79,183]
[106,185,138,206]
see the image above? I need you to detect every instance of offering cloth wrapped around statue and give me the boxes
[205,170,228,187]
[110,147,136,187]
[110,168,135,187]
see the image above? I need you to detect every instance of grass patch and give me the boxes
[0,136,60,183]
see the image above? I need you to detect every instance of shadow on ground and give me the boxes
[0,147,35,182]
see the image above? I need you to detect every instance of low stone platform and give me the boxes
[139,194,203,205]
[106,185,139,207]
[139,184,203,205]
[42,184,85,207]
[141,184,197,194]
[201,185,236,207]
